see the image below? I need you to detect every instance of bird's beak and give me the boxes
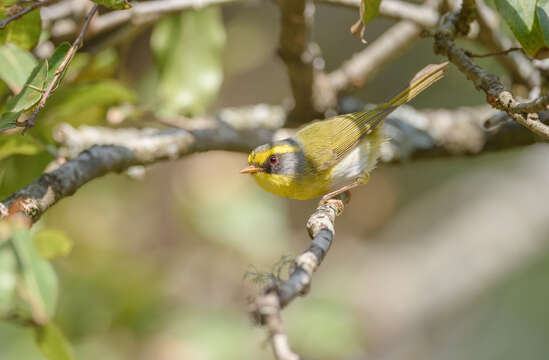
[240,165,262,174]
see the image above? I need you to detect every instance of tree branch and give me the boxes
[475,0,540,89]
[316,0,439,28]
[22,4,98,131]
[0,0,53,29]
[277,0,324,126]
[251,198,346,360]
[433,6,549,138]
[3,103,546,222]
[326,20,423,94]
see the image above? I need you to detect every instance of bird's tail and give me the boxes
[383,61,449,108]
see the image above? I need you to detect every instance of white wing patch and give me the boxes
[328,137,381,190]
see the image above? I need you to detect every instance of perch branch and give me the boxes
[21,4,98,132]
[1,105,285,222]
[251,199,346,360]
[433,6,549,138]
[0,0,53,29]
[2,103,547,221]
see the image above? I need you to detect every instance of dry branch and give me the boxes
[433,5,549,138]
[251,199,345,360]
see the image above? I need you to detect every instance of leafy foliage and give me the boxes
[0,43,37,93]
[494,0,549,58]
[1,42,70,129]
[150,8,225,117]
[0,6,41,50]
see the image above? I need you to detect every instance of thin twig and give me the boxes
[251,198,346,360]
[465,47,523,58]
[433,5,549,138]
[0,0,52,30]
[21,4,99,132]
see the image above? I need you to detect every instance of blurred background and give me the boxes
[3,1,549,359]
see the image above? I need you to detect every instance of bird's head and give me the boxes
[240,139,304,178]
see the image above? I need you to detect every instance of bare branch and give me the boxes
[0,0,53,29]
[277,0,323,126]
[22,4,98,131]
[316,0,439,28]
[326,21,422,94]
[475,0,540,88]
[251,198,345,360]
[433,6,549,138]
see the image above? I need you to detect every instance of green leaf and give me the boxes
[5,58,47,113]
[150,8,225,117]
[33,323,75,360]
[0,133,41,159]
[0,224,17,316]
[1,42,71,125]
[537,0,549,46]
[0,111,21,131]
[361,0,382,24]
[34,229,73,259]
[0,43,37,93]
[0,6,42,50]
[43,42,71,87]
[11,226,58,324]
[91,0,131,9]
[494,0,547,56]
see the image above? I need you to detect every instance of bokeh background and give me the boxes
[3,1,549,359]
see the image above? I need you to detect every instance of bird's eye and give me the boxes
[269,155,279,165]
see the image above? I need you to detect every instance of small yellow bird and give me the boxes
[240,62,448,203]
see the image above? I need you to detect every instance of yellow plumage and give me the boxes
[242,62,448,201]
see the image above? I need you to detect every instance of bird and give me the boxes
[240,62,448,204]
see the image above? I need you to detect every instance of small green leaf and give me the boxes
[33,323,75,360]
[91,0,131,9]
[0,134,41,159]
[44,42,71,86]
[11,226,58,324]
[0,111,21,131]
[537,0,549,46]
[6,58,47,113]
[495,0,546,56]
[0,43,37,93]
[361,0,382,24]
[1,42,71,125]
[150,8,225,117]
[34,229,73,259]
[0,6,42,50]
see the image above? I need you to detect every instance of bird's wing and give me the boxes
[297,107,393,171]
